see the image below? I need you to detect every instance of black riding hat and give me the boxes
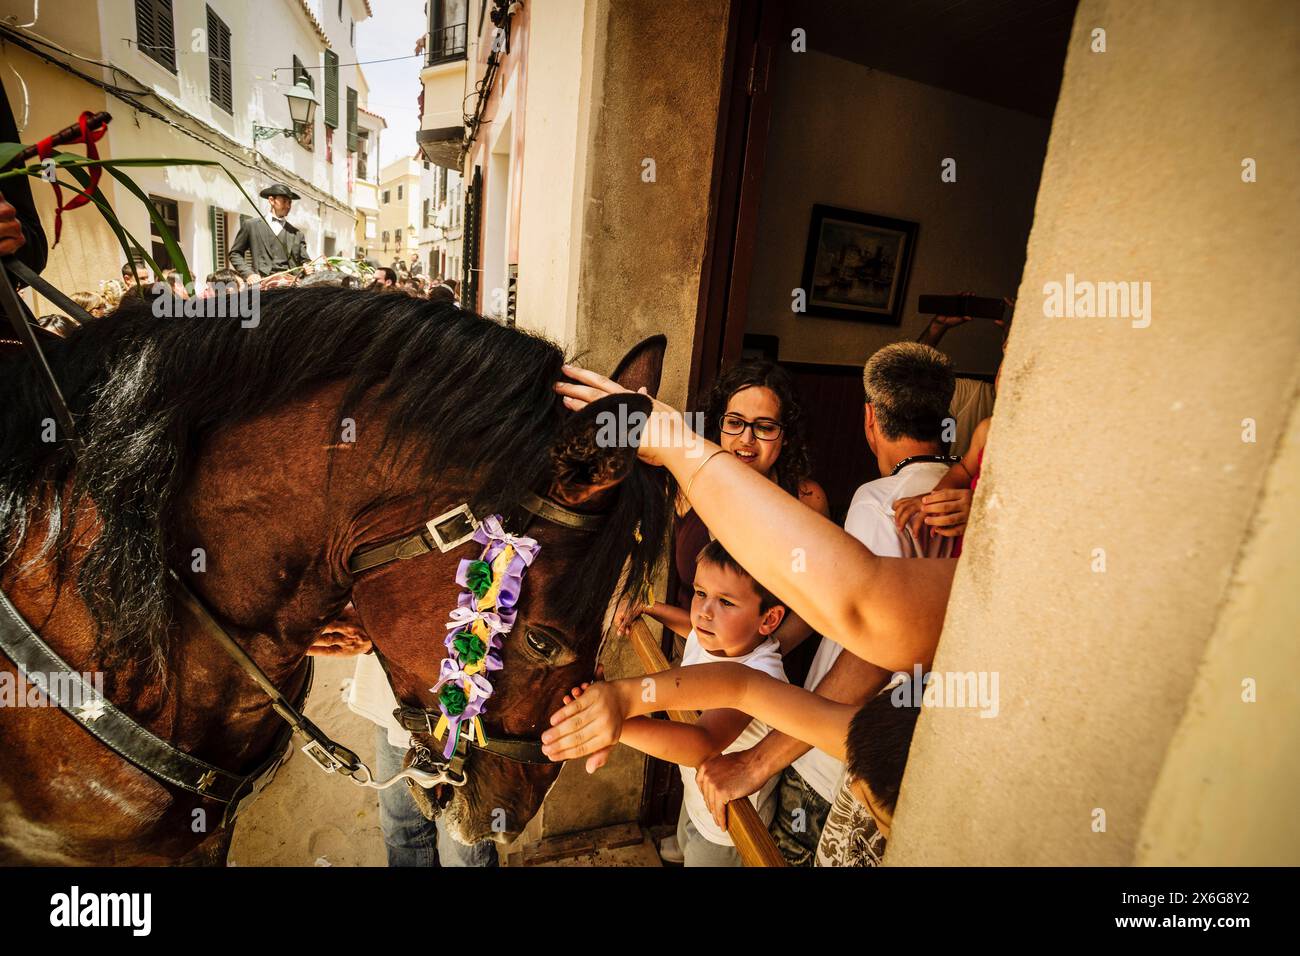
[259,183,300,200]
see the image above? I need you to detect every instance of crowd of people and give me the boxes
[543,320,1002,867]
[26,180,461,336]
[33,254,461,337]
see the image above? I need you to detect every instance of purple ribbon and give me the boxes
[427,514,542,759]
[474,516,540,567]
[430,658,494,758]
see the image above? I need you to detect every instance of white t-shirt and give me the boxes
[791,461,950,802]
[347,652,411,749]
[678,629,789,846]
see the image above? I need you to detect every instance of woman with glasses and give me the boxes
[615,360,828,648]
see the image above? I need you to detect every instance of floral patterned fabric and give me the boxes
[814,770,886,867]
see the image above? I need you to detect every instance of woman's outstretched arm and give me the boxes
[556,366,955,673]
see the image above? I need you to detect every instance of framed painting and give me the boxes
[800,204,918,324]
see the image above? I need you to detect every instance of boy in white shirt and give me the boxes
[569,539,788,866]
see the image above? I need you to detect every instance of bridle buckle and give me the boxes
[425,504,479,553]
[301,739,347,774]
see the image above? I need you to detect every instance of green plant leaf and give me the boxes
[97,162,192,287]
[55,167,161,282]
[0,142,26,170]
[6,152,285,284]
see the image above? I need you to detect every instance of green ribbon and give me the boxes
[452,630,486,666]
[466,559,494,599]
[439,683,468,716]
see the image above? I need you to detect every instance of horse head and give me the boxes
[347,335,668,845]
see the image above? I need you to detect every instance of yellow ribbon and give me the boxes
[476,545,516,611]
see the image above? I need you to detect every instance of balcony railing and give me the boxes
[426,22,468,67]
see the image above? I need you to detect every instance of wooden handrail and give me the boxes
[627,619,787,867]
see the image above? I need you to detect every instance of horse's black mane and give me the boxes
[0,287,668,671]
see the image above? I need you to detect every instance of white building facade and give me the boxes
[376,157,421,268]
[3,0,377,283]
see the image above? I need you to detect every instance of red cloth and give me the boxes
[953,448,984,558]
[35,111,107,246]
[672,509,711,611]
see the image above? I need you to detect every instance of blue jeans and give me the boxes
[767,766,832,867]
[373,727,498,867]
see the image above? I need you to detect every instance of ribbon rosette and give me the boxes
[427,513,540,761]
[445,604,511,646]
[430,657,495,758]
[475,516,540,567]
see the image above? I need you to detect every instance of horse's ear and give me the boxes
[550,392,653,506]
[610,334,667,398]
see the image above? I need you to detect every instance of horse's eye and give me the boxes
[525,628,556,656]
[521,626,577,667]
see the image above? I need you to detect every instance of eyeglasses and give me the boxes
[719,413,783,442]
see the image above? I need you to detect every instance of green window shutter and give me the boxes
[346,87,358,152]
[206,6,233,113]
[323,50,339,129]
[209,206,228,270]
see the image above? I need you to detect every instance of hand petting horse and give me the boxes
[0,285,669,865]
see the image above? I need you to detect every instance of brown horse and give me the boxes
[0,286,668,864]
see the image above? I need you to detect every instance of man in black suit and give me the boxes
[228,183,309,283]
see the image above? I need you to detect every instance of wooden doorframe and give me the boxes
[640,0,786,832]
[686,0,784,410]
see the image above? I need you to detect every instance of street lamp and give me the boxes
[253,78,318,142]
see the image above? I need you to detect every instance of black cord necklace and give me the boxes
[890,454,961,477]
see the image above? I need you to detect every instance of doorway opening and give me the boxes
[692,0,1076,521]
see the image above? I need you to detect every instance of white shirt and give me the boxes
[791,460,950,802]
[270,217,287,236]
[678,628,789,846]
[347,653,411,749]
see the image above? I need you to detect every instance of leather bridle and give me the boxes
[345,491,606,786]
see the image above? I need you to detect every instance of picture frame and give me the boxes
[799,204,919,325]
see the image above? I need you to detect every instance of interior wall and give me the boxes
[745,51,1051,375]
[888,0,1300,866]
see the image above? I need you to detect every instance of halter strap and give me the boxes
[0,582,310,826]
[347,491,605,576]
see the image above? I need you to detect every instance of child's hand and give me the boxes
[916,488,973,538]
[613,594,649,635]
[562,682,591,706]
[542,680,629,772]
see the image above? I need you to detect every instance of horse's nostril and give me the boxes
[432,784,454,811]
